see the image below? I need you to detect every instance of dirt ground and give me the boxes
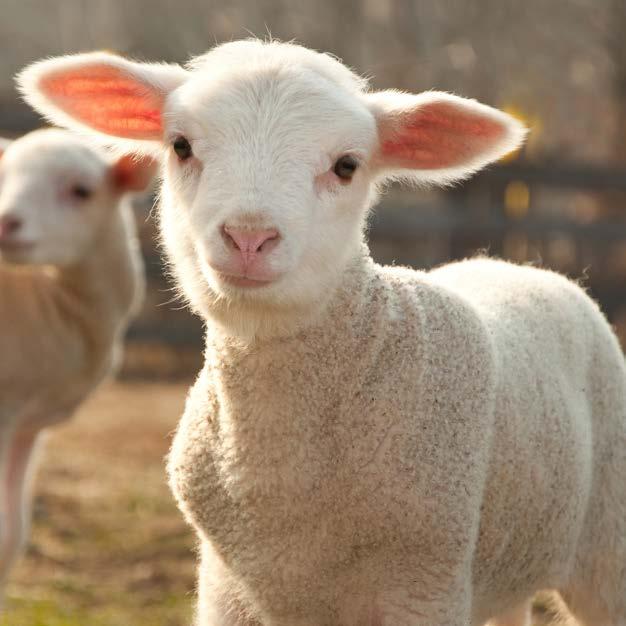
[1,381,566,626]
[2,381,196,626]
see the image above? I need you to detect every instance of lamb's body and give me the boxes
[19,39,626,625]
[0,210,140,426]
[169,255,626,626]
[0,129,148,590]
[433,259,624,625]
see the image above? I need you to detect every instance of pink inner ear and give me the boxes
[381,100,505,170]
[40,65,163,139]
[112,153,157,191]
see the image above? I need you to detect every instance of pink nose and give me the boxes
[223,225,279,262]
[0,215,22,238]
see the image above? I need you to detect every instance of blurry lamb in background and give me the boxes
[0,129,152,597]
[18,40,626,626]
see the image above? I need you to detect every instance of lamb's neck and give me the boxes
[200,251,402,465]
[55,202,143,349]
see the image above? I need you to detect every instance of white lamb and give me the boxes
[0,129,152,593]
[18,40,626,626]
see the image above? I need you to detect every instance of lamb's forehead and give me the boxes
[3,129,107,180]
[187,40,368,95]
[170,41,375,153]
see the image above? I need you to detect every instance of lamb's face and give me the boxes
[0,129,155,268]
[17,39,525,334]
[0,130,113,266]
[160,67,378,309]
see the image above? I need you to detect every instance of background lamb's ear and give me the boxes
[366,90,527,186]
[16,52,188,149]
[111,153,159,193]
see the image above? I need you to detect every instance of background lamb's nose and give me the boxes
[222,225,279,259]
[0,215,22,238]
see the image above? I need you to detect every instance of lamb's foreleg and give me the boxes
[195,542,263,626]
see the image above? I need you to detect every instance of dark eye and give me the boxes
[173,136,193,161]
[333,155,359,181]
[72,184,92,200]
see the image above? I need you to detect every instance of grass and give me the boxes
[2,382,196,626]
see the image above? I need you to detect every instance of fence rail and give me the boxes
[370,208,626,241]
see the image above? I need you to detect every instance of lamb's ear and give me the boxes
[366,90,526,185]
[110,153,159,193]
[17,52,188,147]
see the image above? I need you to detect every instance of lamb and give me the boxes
[18,40,626,626]
[0,128,152,593]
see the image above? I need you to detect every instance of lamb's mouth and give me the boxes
[218,273,275,288]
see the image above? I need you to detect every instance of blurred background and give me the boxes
[1,1,625,625]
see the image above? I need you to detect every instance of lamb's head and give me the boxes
[0,129,154,267]
[18,40,525,336]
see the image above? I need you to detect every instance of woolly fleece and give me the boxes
[168,252,626,626]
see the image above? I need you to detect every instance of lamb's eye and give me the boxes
[71,184,92,200]
[173,136,193,161]
[333,155,358,181]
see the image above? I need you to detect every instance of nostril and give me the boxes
[223,225,280,254]
[258,231,279,251]
[0,216,22,237]
[255,229,279,252]
[222,225,241,251]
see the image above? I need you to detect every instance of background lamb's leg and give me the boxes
[0,418,18,590]
[0,423,42,592]
[0,418,15,605]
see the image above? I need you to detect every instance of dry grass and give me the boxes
[1,381,568,626]
[2,381,196,626]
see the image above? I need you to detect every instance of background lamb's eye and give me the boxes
[333,155,359,181]
[173,136,193,161]
[71,184,92,200]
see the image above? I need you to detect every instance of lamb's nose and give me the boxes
[222,225,279,256]
[0,215,22,238]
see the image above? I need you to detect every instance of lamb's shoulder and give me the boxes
[379,263,498,432]
[377,265,498,505]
